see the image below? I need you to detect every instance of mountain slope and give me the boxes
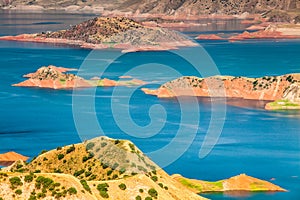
[2,0,300,15]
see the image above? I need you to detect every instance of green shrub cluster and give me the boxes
[9,177,23,189]
[118,183,126,190]
[66,145,75,154]
[148,188,158,198]
[80,180,91,193]
[97,183,109,198]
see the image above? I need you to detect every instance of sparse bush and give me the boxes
[158,183,163,188]
[129,143,135,151]
[101,142,107,147]
[151,176,158,182]
[85,171,92,177]
[28,195,37,200]
[15,189,22,195]
[97,183,109,198]
[37,192,46,198]
[80,180,91,193]
[118,183,126,190]
[25,173,34,183]
[9,177,23,189]
[88,174,97,181]
[68,187,77,195]
[74,169,85,177]
[57,154,64,160]
[107,170,113,176]
[145,197,153,200]
[139,188,144,193]
[135,195,142,200]
[35,176,54,189]
[112,174,118,179]
[114,140,120,145]
[112,163,119,170]
[86,142,95,150]
[164,186,168,190]
[66,145,75,154]
[39,150,48,155]
[119,167,126,174]
[148,188,158,198]
[102,163,109,169]
[54,169,63,173]
[56,146,62,150]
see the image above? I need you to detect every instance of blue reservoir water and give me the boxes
[0,11,300,199]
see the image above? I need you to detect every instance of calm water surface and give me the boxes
[0,11,300,199]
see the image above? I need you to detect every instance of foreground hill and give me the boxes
[0,17,196,52]
[142,74,300,110]
[0,136,285,199]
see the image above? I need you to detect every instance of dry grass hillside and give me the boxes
[1,136,206,200]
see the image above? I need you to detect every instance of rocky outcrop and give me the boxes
[0,151,28,167]
[172,173,286,193]
[13,65,146,89]
[0,17,197,52]
[229,24,300,41]
[142,74,300,109]
[265,82,300,110]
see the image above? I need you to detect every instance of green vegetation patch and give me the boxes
[268,99,300,110]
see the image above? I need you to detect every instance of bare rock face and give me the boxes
[283,83,300,103]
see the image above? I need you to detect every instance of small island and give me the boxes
[0,137,285,199]
[142,74,300,110]
[13,65,146,89]
[0,17,197,53]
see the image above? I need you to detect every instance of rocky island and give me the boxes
[0,136,285,199]
[13,65,146,89]
[142,74,300,110]
[0,152,28,167]
[0,17,197,52]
